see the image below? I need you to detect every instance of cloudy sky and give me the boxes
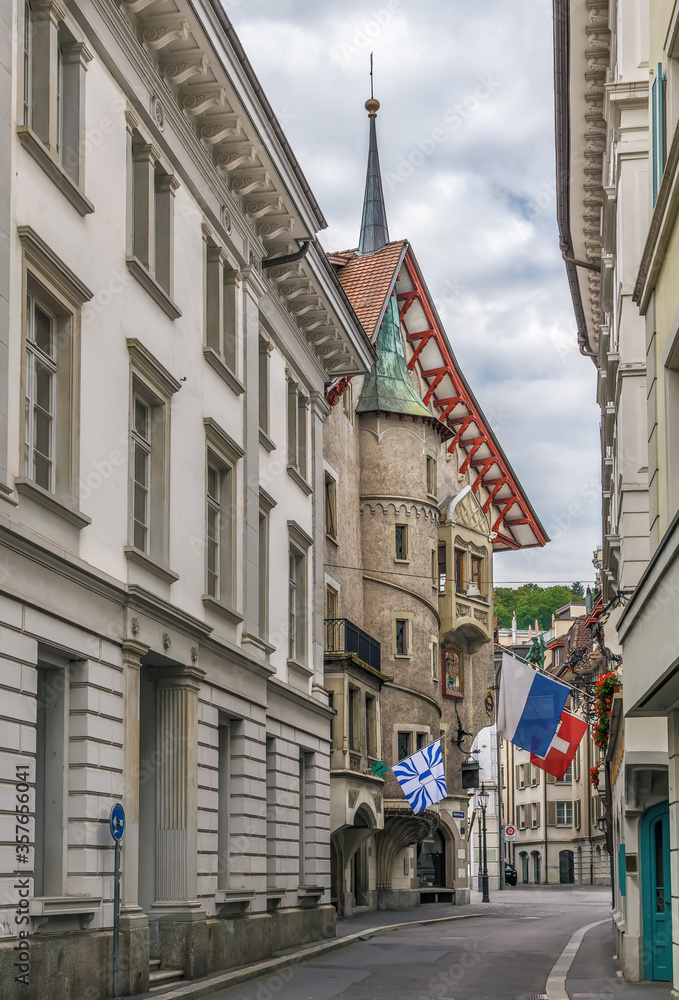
[230,0,600,587]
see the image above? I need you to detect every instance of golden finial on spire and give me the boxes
[366,53,380,116]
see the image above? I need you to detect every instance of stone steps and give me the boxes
[148,959,184,990]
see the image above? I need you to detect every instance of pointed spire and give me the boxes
[358,58,389,256]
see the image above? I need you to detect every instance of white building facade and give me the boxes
[0,0,372,997]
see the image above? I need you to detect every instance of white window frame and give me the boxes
[202,417,244,618]
[556,801,573,826]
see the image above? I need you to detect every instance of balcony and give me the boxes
[324,618,381,672]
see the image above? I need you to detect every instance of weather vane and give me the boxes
[370,52,374,99]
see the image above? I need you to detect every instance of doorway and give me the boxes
[531,850,541,884]
[417,830,445,887]
[641,802,673,982]
[559,850,575,884]
[520,852,529,884]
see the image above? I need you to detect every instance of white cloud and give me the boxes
[232,0,601,585]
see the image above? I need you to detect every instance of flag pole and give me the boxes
[500,646,596,703]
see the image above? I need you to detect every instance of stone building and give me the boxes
[0,1,373,997]
[323,97,547,916]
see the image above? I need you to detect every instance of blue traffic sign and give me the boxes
[110,803,125,842]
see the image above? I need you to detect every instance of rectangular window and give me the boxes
[557,765,573,784]
[325,585,339,620]
[518,804,525,830]
[130,133,177,313]
[325,474,337,539]
[35,664,68,897]
[259,335,269,433]
[531,802,539,828]
[438,543,447,593]
[471,555,482,593]
[395,618,408,656]
[397,731,412,761]
[395,524,408,561]
[288,545,306,663]
[455,548,465,591]
[206,456,233,601]
[259,510,268,637]
[217,721,232,888]
[365,694,377,757]
[431,641,439,681]
[131,394,151,552]
[416,732,427,751]
[426,454,437,497]
[349,686,360,751]
[652,63,666,206]
[287,377,309,486]
[342,380,353,421]
[23,1,32,127]
[222,270,238,372]
[25,296,57,491]
[556,801,573,826]
[574,798,581,830]
[530,764,540,787]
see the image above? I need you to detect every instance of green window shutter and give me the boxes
[652,63,666,206]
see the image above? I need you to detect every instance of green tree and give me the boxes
[570,581,585,599]
[492,583,586,631]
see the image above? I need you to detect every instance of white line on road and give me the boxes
[545,919,607,1000]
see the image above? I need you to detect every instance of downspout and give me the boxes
[262,239,312,269]
[553,0,599,362]
[544,763,548,884]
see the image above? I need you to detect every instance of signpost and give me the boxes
[504,824,517,842]
[109,803,125,999]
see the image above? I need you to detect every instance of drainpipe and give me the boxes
[544,766,548,884]
[261,239,313,269]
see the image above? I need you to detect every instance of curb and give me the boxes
[545,918,607,1000]
[143,912,484,1000]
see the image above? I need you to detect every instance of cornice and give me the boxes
[267,675,335,720]
[360,496,440,523]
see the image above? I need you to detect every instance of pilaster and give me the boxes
[310,391,329,691]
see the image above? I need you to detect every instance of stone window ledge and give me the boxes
[203,348,245,396]
[259,428,276,452]
[17,126,94,217]
[126,256,181,320]
[124,546,179,585]
[29,895,101,929]
[287,657,313,677]
[202,594,243,624]
[15,478,91,529]
[287,465,313,496]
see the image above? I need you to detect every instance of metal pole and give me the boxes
[112,839,120,999]
[477,803,483,892]
[481,795,490,903]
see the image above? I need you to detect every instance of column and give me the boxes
[310,391,330,692]
[240,265,268,654]
[30,0,65,150]
[152,666,204,913]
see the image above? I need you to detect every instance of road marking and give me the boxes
[545,919,607,1000]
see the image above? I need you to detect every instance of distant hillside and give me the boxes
[494,582,585,631]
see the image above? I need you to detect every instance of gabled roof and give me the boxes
[334,241,408,342]
[330,244,548,552]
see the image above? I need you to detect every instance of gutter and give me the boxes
[553,0,598,363]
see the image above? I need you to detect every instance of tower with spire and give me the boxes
[358,94,390,256]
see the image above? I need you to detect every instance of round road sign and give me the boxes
[504,824,517,841]
[110,803,125,842]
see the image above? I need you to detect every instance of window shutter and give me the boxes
[515,765,520,789]
[575,799,581,830]
[535,801,541,828]
[547,801,557,827]
[547,772,557,785]
[652,63,666,206]
[534,767,540,787]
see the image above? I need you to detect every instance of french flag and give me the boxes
[497,653,569,757]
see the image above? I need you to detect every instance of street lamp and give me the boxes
[478,783,490,903]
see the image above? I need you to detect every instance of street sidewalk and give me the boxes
[564,919,672,999]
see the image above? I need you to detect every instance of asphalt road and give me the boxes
[205,886,611,1000]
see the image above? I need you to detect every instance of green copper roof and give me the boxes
[356,294,435,419]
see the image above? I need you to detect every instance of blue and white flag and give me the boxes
[392,740,447,814]
[497,652,569,757]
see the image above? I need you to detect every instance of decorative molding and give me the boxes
[17,127,95,217]
[124,546,179,585]
[259,487,277,512]
[127,338,182,396]
[14,478,92,529]
[126,256,182,319]
[203,416,245,464]
[288,519,314,550]
[287,465,313,496]
[202,347,245,395]
[202,594,244,625]
[17,225,94,304]
[360,497,439,523]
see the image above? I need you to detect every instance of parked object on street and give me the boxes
[504,863,518,886]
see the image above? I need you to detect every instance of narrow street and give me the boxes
[203,887,613,1000]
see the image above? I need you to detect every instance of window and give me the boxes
[454,548,465,591]
[19,230,92,523]
[652,62,666,206]
[325,585,339,620]
[431,640,439,681]
[287,374,310,490]
[431,545,437,587]
[325,474,337,539]
[416,732,427,751]
[348,686,360,751]
[517,763,525,790]
[518,804,526,830]
[259,511,268,636]
[395,618,409,656]
[342,380,353,421]
[288,545,306,663]
[394,523,409,561]
[557,765,573,784]
[25,295,57,491]
[205,453,233,603]
[35,663,69,897]
[530,764,540,787]
[438,543,447,593]
[531,802,540,828]
[131,393,151,552]
[128,131,179,318]
[366,694,377,757]
[426,454,437,497]
[20,3,92,211]
[259,334,271,439]
[397,731,412,761]
[556,801,573,826]
[554,647,562,668]
[470,555,482,594]
[574,799,581,830]
[573,747,580,782]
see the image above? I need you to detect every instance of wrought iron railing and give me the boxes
[324,618,381,672]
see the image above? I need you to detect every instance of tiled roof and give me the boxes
[333,241,408,341]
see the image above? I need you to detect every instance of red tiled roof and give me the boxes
[333,241,408,341]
